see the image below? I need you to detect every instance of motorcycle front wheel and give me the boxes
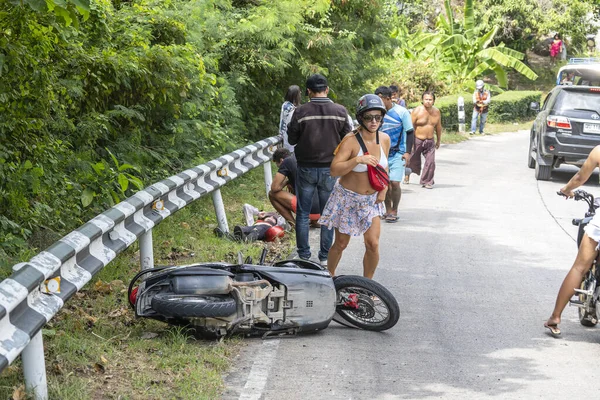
[151,294,237,318]
[334,275,400,331]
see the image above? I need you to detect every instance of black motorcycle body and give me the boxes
[129,258,400,338]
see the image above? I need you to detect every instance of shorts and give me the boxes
[318,181,385,236]
[584,212,600,248]
[291,196,320,221]
[388,152,405,182]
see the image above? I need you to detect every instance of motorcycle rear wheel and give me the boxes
[334,275,399,331]
[579,271,598,327]
[151,294,237,318]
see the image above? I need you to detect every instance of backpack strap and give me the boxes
[354,131,368,154]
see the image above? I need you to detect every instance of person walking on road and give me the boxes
[287,74,352,265]
[407,91,442,189]
[375,86,414,222]
[279,85,302,152]
[319,94,390,279]
[470,80,491,135]
[545,145,600,336]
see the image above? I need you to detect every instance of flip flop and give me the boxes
[544,322,561,337]
[385,215,399,223]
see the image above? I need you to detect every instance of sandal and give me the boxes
[544,321,561,337]
[385,215,399,223]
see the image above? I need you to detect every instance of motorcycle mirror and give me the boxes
[244,256,253,264]
[237,251,244,264]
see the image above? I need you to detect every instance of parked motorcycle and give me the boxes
[560,189,600,326]
[128,250,400,339]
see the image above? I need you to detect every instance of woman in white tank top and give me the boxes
[318,94,391,279]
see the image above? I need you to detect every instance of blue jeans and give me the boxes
[295,167,336,261]
[471,111,488,133]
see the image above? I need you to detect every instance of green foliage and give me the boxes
[536,0,595,54]
[488,90,543,123]
[413,0,538,90]
[0,0,398,258]
[410,90,542,131]
[474,0,539,52]
[474,0,597,54]
[15,0,91,26]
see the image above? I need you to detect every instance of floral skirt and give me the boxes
[318,181,385,236]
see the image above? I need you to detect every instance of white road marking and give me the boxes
[239,339,280,400]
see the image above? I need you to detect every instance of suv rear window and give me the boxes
[554,90,600,112]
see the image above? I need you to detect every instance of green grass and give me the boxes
[0,166,293,399]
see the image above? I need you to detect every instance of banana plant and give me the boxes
[411,0,537,89]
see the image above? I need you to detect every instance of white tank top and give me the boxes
[352,144,388,172]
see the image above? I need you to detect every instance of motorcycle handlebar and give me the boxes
[557,189,596,214]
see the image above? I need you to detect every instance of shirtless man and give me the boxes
[407,91,442,189]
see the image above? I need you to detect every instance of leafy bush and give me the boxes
[0,0,399,259]
[410,90,542,131]
[488,91,543,123]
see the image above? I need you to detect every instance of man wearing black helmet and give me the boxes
[287,74,352,265]
[319,94,390,278]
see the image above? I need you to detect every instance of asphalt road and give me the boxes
[224,130,600,400]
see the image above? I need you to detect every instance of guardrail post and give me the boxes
[458,96,465,133]
[263,161,273,199]
[212,189,229,233]
[22,331,48,400]
[140,230,154,270]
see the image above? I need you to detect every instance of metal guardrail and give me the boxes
[0,136,279,399]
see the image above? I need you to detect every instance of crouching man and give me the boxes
[268,148,320,229]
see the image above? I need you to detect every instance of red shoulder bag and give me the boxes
[355,131,389,192]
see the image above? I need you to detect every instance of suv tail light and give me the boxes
[547,115,572,129]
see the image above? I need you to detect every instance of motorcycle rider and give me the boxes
[545,145,600,336]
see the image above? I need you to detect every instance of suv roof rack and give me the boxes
[568,57,600,65]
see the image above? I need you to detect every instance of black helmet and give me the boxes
[356,94,387,119]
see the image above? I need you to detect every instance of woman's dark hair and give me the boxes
[554,33,561,40]
[422,91,436,101]
[285,85,302,107]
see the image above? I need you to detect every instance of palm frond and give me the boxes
[492,45,525,61]
[477,48,538,80]
[492,63,508,88]
[464,0,474,32]
[443,0,454,35]
[477,26,498,50]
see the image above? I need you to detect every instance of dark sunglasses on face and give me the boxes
[363,114,383,122]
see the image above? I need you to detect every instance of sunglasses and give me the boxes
[363,114,383,122]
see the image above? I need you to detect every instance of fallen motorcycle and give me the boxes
[128,251,400,338]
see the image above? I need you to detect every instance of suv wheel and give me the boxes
[527,134,536,169]
[534,157,552,180]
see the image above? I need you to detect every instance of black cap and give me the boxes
[305,74,328,94]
